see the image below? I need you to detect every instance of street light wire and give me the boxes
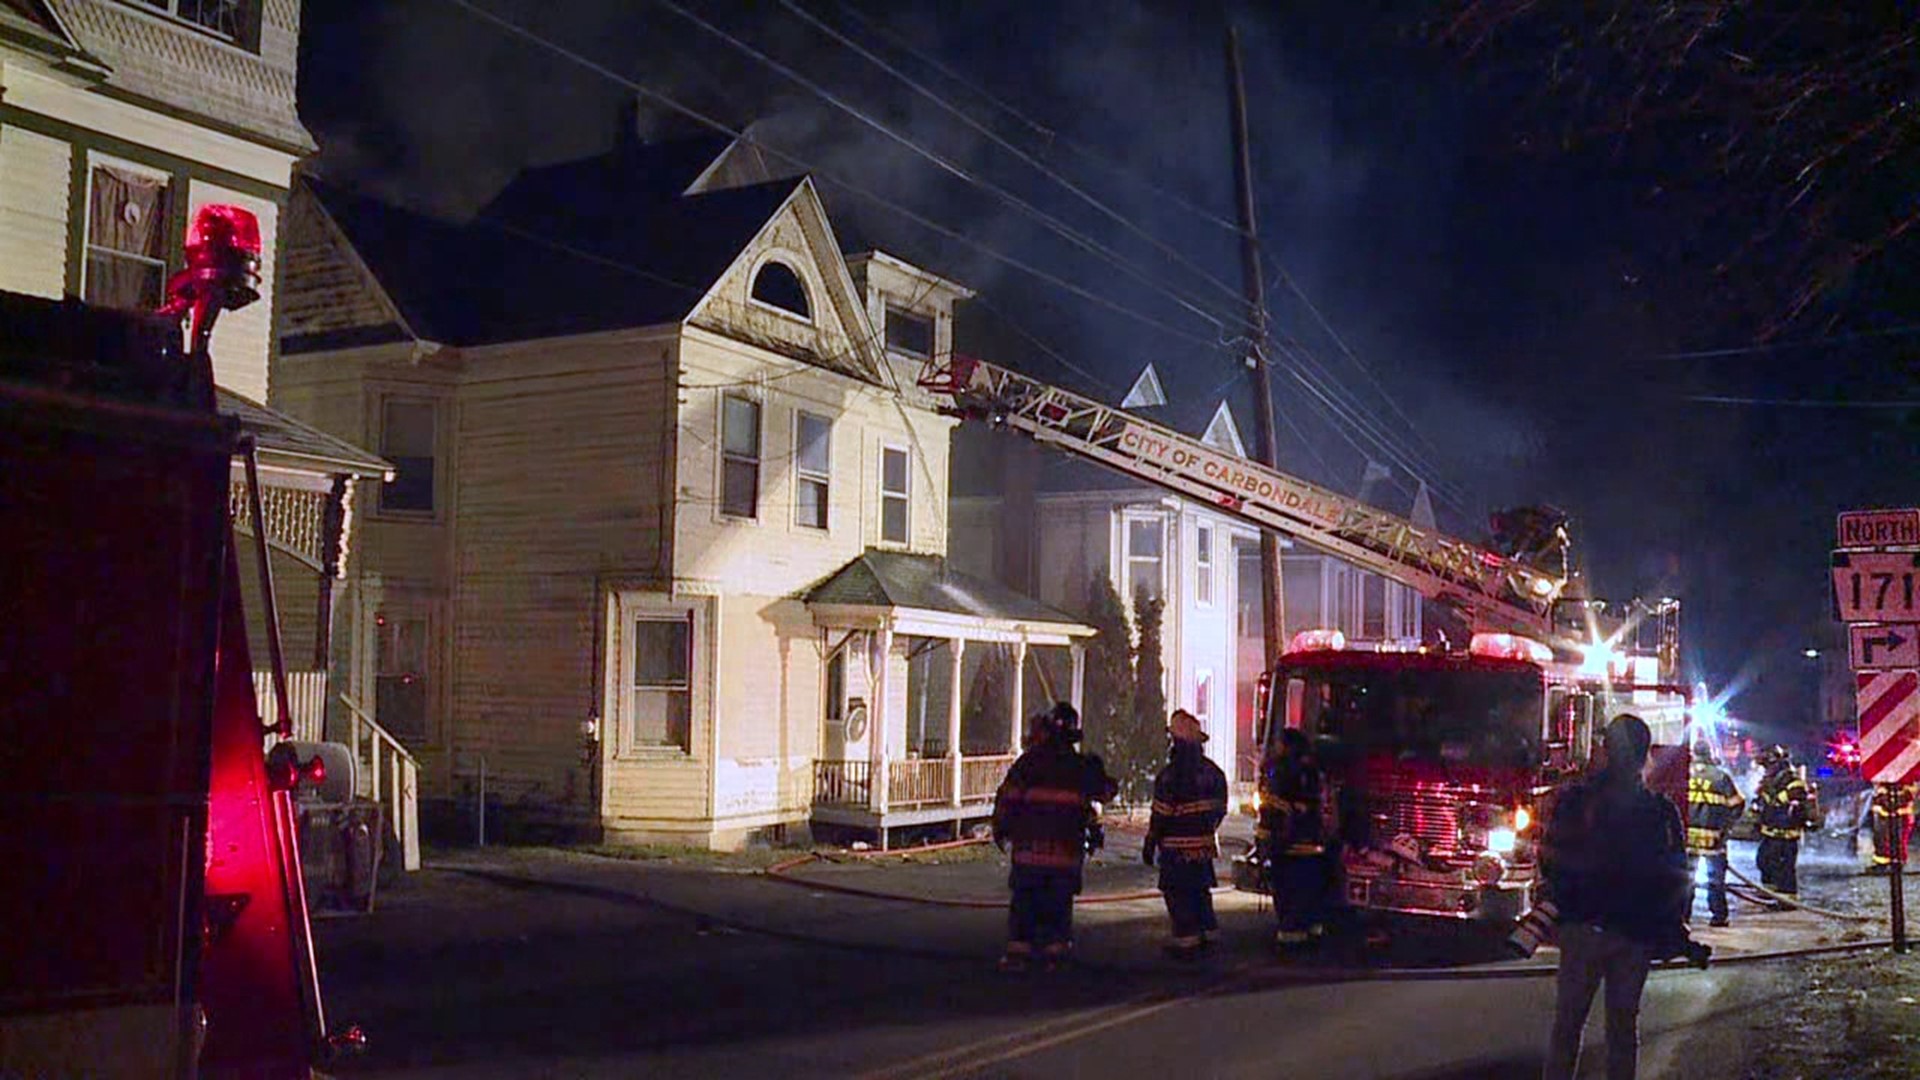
[826,0,1248,237]
[780,0,1248,309]
[647,0,1245,334]
[438,0,1231,351]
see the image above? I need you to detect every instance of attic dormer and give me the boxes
[845,252,974,373]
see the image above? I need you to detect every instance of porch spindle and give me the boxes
[948,638,964,809]
[1008,638,1027,755]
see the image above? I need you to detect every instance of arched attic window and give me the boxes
[750,260,811,321]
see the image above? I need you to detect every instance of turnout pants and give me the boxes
[1158,856,1217,945]
[1544,922,1654,1080]
[1007,866,1079,957]
[1756,836,1799,900]
[1274,853,1328,937]
[1687,850,1728,922]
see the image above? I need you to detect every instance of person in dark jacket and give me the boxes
[992,702,1117,972]
[1144,709,1228,959]
[1262,727,1328,947]
[1542,714,1697,1080]
[1686,736,1741,927]
[1870,782,1916,873]
[1752,744,1815,907]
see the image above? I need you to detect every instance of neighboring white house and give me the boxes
[951,401,1423,781]
[0,0,389,781]
[275,129,1090,849]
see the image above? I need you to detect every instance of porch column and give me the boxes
[1008,637,1028,755]
[871,625,893,817]
[1069,641,1086,715]
[949,638,965,809]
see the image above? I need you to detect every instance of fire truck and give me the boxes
[0,207,358,1076]
[917,353,1693,924]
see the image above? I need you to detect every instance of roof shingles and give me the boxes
[806,550,1085,628]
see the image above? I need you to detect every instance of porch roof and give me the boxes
[805,550,1093,644]
[217,389,391,479]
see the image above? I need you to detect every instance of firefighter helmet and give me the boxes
[1757,743,1791,769]
[1049,701,1083,742]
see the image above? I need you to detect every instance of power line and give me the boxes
[780,0,1247,310]
[439,0,1230,351]
[827,0,1247,237]
[1684,394,1920,408]
[649,0,1242,333]
[1655,322,1920,359]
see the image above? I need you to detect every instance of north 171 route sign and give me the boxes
[1859,670,1920,784]
[1833,551,1920,624]
[1852,624,1920,670]
[1839,508,1920,549]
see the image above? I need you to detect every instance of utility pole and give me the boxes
[1226,26,1287,674]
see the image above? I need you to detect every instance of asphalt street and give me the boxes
[312,838,1873,1079]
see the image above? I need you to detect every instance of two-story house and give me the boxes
[0,2,389,795]
[952,401,1422,782]
[275,128,1091,850]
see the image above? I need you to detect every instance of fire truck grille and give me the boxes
[1367,782,1461,856]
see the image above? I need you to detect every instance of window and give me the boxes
[1362,575,1387,640]
[825,648,846,722]
[750,260,810,319]
[1125,515,1164,604]
[375,611,430,744]
[795,411,831,530]
[721,395,761,518]
[1195,522,1214,607]
[1195,669,1214,723]
[84,163,172,312]
[130,0,253,42]
[625,615,693,753]
[885,307,933,358]
[378,399,436,514]
[880,445,910,544]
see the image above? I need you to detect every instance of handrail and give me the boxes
[339,694,421,871]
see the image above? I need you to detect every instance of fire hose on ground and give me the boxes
[1721,861,1877,923]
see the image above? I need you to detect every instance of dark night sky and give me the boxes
[297,0,1919,734]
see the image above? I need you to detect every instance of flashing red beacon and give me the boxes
[160,203,263,353]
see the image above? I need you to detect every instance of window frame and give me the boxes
[121,0,263,51]
[80,154,176,313]
[373,395,441,519]
[747,256,813,323]
[620,608,697,758]
[1194,521,1215,608]
[1121,510,1167,606]
[370,599,440,749]
[793,409,833,532]
[878,442,912,546]
[883,306,934,360]
[718,392,763,521]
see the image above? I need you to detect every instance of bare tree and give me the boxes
[1425,3,1919,337]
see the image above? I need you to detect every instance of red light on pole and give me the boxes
[158,203,263,356]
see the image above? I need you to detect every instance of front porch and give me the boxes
[804,550,1095,846]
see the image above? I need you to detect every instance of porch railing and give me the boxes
[811,755,1017,812]
[252,671,327,744]
[813,759,872,807]
[888,757,952,809]
[340,694,421,872]
[961,754,1016,802]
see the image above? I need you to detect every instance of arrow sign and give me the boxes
[1852,624,1920,670]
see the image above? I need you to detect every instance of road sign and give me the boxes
[1859,670,1920,784]
[1839,508,1920,549]
[1852,624,1920,670]
[1833,551,1920,623]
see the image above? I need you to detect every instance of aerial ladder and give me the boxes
[918,353,1572,645]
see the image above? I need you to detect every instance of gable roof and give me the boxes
[1200,401,1246,456]
[302,169,801,348]
[806,549,1085,627]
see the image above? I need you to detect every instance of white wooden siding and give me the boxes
[0,124,70,298]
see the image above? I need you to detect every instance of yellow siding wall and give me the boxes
[453,339,674,817]
[190,182,278,401]
[0,124,69,298]
[707,594,820,831]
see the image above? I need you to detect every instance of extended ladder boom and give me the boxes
[920,354,1564,638]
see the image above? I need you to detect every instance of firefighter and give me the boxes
[1541,715,1698,1080]
[992,702,1117,972]
[1685,735,1740,927]
[1869,782,1916,873]
[1143,709,1228,959]
[1752,744,1815,908]
[1262,727,1328,947]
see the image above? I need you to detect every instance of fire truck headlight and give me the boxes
[1513,806,1531,832]
[1487,827,1518,855]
